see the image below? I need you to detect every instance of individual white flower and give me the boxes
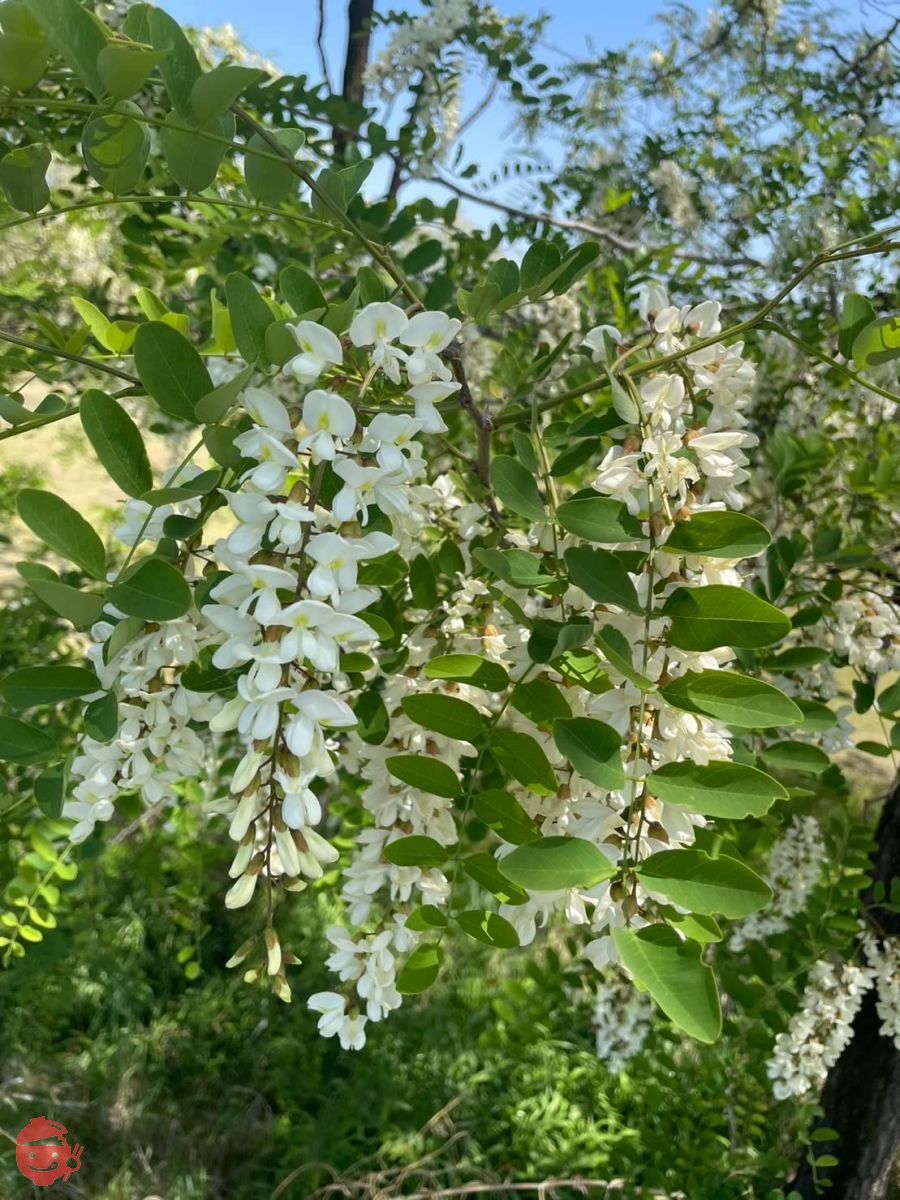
[232,426,299,492]
[349,302,409,382]
[298,390,357,462]
[283,689,356,758]
[361,413,425,471]
[285,320,343,383]
[400,311,461,383]
[582,324,623,362]
[406,380,459,432]
[240,386,293,434]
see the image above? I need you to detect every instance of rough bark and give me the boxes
[332,0,375,159]
[792,783,900,1200]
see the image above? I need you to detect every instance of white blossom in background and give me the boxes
[730,816,825,950]
[592,976,653,1071]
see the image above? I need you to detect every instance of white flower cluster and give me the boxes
[767,957,874,1099]
[592,975,653,1072]
[366,0,471,99]
[862,930,900,1050]
[831,591,900,675]
[730,815,825,950]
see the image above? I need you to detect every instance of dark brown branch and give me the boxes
[316,0,333,93]
[333,0,375,158]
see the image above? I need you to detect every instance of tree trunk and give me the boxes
[791,783,900,1200]
[333,0,375,159]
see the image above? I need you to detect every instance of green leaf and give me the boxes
[0,665,98,709]
[225,271,274,365]
[17,488,106,579]
[82,110,149,193]
[761,741,831,776]
[646,760,788,819]
[669,911,723,946]
[528,616,592,664]
[83,691,117,741]
[0,29,48,90]
[763,646,830,672]
[280,266,326,317]
[852,313,900,367]
[180,650,244,694]
[660,670,802,729]
[662,585,791,651]
[473,789,541,845]
[22,0,107,98]
[71,298,136,355]
[456,909,519,948]
[608,369,640,423]
[463,852,529,905]
[520,239,561,290]
[838,292,876,359]
[489,454,546,522]
[877,678,900,715]
[564,546,641,613]
[133,321,211,423]
[509,679,572,725]
[511,429,538,472]
[473,547,553,589]
[556,496,643,543]
[159,108,231,192]
[409,552,438,609]
[596,624,654,689]
[397,943,443,995]
[637,849,772,918]
[490,730,557,796]
[499,836,615,891]
[194,362,254,423]
[401,694,484,743]
[553,717,624,790]
[664,512,771,560]
[405,905,448,931]
[97,41,167,100]
[0,141,49,213]
[22,577,105,628]
[190,62,265,123]
[423,654,508,692]
[613,926,721,1043]
[383,835,448,869]
[385,755,459,799]
[34,766,65,817]
[0,715,57,764]
[353,689,389,745]
[80,389,152,498]
[107,557,191,621]
[794,699,838,734]
[143,4,200,116]
[244,127,303,204]
[311,159,373,216]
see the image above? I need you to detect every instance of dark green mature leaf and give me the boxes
[660,670,802,729]
[491,730,557,795]
[499,836,615,891]
[97,42,167,100]
[564,546,641,613]
[22,0,107,98]
[245,128,304,204]
[490,454,546,521]
[423,654,508,692]
[142,3,200,116]
[159,109,231,192]
[311,159,373,216]
[405,905,448,931]
[194,362,254,423]
[852,313,900,367]
[80,389,152,498]
[225,271,275,364]
[763,646,830,672]
[353,688,389,745]
[473,547,553,589]
[637,849,772,918]
[528,616,591,663]
[134,322,211,422]
[17,488,106,579]
[383,835,448,869]
[397,943,443,995]
[0,665,99,709]
[463,852,529,905]
[401,694,484,743]
[662,672,801,724]
[473,789,540,845]
[761,741,831,776]
[596,624,653,688]
[82,110,149,192]
[457,909,519,948]
[22,578,105,628]
[646,760,788,818]
[0,28,49,90]
[664,511,771,559]
[839,293,876,359]
[520,239,561,290]
[83,691,118,741]
[386,755,459,798]
[190,62,265,123]
[180,649,244,694]
[0,715,57,764]
[556,496,643,543]
[613,926,721,1043]
[108,558,191,621]
[662,585,791,650]
[0,141,50,213]
[509,679,572,724]
[280,265,326,316]
[553,717,624,790]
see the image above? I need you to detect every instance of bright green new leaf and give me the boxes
[761,740,831,775]
[646,760,788,818]
[489,454,546,522]
[0,141,50,213]
[556,496,644,543]
[82,109,149,193]
[456,909,519,948]
[838,292,876,359]
[564,546,641,613]
[397,943,443,995]
[553,716,624,790]
[22,578,105,628]
[385,754,459,798]
[190,63,266,123]
[80,389,152,498]
[133,321,211,423]
[423,654,508,692]
[660,670,802,729]
[613,925,722,1043]
[852,312,900,367]
[107,557,192,621]
[0,665,99,709]
[637,849,772,918]
[664,511,771,559]
[490,729,558,795]
[71,298,136,354]
[0,29,48,89]
[662,585,791,650]
[17,488,106,579]
[499,836,615,891]
[97,42,167,99]
[159,109,231,192]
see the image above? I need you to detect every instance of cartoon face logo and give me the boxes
[15,1117,83,1187]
